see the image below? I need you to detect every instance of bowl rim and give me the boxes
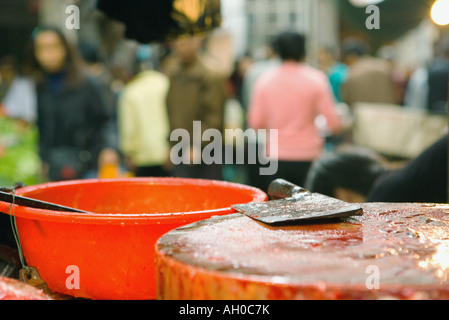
[0,177,268,225]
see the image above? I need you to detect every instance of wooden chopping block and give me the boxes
[156,203,449,300]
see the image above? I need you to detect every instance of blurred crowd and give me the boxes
[0,23,447,204]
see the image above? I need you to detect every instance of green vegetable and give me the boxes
[0,117,43,187]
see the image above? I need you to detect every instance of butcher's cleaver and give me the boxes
[232,179,363,226]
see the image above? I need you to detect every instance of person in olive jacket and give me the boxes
[166,36,227,180]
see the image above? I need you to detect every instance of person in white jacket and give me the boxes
[2,76,37,124]
[118,45,171,177]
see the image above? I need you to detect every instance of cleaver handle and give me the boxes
[267,179,309,200]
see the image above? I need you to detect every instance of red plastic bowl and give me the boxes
[0,178,267,300]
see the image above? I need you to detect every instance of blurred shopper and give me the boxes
[341,39,396,107]
[403,65,428,110]
[317,47,348,104]
[78,40,121,178]
[118,45,171,177]
[166,35,227,180]
[367,134,448,203]
[306,134,448,204]
[24,26,118,181]
[305,147,389,203]
[78,41,116,104]
[229,52,253,110]
[2,75,36,125]
[317,46,351,151]
[378,45,408,106]
[0,56,17,102]
[1,56,37,124]
[248,31,342,189]
[242,38,281,112]
[427,42,449,114]
[241,37,281,190]
[404,41,449,113]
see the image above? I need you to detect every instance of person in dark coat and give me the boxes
[24,26,118,181]
[367,134,448,203]
[306,135,448,204]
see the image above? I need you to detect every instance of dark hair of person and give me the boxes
[305,147,389,198]
[267,34,280,55]
[24,25,85,88]
[341,38,368,59]
[275,31,306,62]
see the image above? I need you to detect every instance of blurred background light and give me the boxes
[431,0,449,26]
[349,0,385,7]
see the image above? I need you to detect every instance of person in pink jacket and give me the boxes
[248,31,342,189]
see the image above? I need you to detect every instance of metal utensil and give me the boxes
[232,179,363,225]
[0,190,89,213]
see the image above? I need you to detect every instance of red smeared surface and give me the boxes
[0,277,51,300]
[156,203,449,300]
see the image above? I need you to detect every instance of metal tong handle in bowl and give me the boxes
[0,190,89,213]
[267,179,310,200]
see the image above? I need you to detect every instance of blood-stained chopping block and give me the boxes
[156,203,449,300]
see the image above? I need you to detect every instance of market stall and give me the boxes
[1,0,449,302]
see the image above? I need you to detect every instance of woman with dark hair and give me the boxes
[24,26,118,181]
[247,31,342,189]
